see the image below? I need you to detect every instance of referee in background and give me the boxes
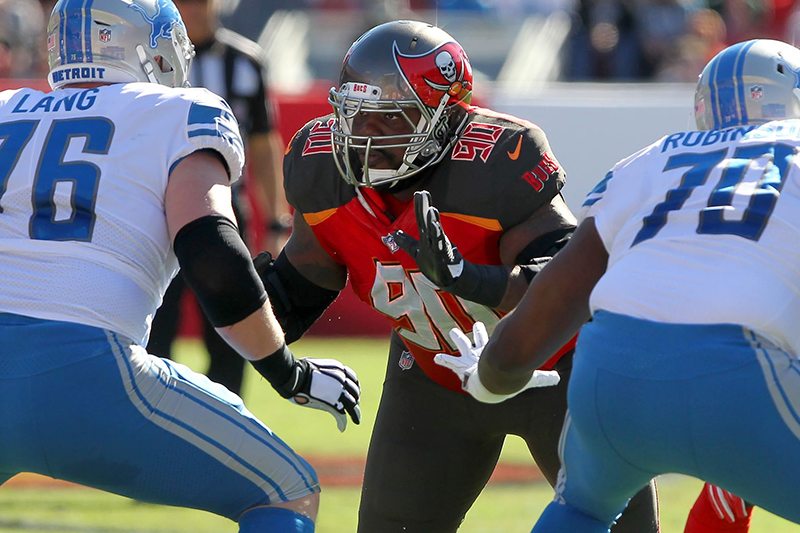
[147,0,290,396]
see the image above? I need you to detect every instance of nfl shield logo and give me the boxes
[750,85,763,100]
[398,350,415,370]
[99,28,112,43]
[381,233,400,253]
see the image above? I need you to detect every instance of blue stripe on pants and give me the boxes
[532,311,800,532]
[0,314,319,520]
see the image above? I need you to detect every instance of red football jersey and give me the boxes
[284,108,575,392]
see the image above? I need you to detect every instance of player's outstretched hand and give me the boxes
[392,191,506,308]
[434,321,489,385]
[435,322,560,404]
[291,358,361,432]
[392,190,463,288]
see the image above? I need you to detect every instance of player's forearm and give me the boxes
[447,259,554,313]
[215,304,286,361]
[479,275,589,394]
[478,220,606,394]
[495,264,544,312]
[248,132,289,221]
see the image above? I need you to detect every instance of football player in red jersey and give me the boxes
[255,20,659,532]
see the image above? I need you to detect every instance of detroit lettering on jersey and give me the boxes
[51,67,107,86]
[12,88,99,114]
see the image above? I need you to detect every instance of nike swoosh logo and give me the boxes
[507,135,522,160]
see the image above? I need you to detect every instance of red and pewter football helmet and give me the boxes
[328,20,473,188]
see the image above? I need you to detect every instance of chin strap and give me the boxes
[136,44,160,84]
[364,168,401,186]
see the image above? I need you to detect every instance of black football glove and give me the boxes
[392,190,509,307]
[392,190,464,289]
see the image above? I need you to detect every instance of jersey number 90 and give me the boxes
[370,263,500,352]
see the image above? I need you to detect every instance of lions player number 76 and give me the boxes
[0,116,113,242]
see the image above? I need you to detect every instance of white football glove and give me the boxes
[291,358,361,432]
[434,322,560,404]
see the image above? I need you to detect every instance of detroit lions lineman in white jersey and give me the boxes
[0,1,361,531]
[0,83,241,345]
[435,39,800,532]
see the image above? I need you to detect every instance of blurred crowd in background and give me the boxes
[1,0,798,85]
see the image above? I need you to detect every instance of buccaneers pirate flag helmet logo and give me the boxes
[394,40,473,110]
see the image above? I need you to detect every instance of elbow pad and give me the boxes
[253,250,339,344]
[173,215,267,327]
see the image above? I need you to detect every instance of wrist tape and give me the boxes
[250,344,303,398]
[448,262,509,308]
[465,369,515,404]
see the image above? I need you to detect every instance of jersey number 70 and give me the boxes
[634,142,795,245]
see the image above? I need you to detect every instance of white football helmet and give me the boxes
[695,39,800,130]
[47,0,194,90]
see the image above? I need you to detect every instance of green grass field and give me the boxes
[1,337,797,532]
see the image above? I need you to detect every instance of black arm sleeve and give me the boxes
[515,226,576,283]
[173,215,268,327]
[253,250,339,344]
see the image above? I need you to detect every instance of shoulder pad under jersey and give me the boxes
[283,114,356,214]
[172,86,245,182]
[423,107,566,230]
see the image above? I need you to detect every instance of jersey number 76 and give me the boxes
[0,117,114,241]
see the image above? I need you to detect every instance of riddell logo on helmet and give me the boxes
[394,41,473,108]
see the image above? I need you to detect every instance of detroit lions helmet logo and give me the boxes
[128,0,183,49]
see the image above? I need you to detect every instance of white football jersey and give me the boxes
[0,83,244,345]
[580,120,800,354]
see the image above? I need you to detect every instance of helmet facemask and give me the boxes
[328,20,472,189]
[329,81,462,188]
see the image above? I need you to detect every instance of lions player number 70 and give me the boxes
[0,117,114,242]
[633,141,795,245]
